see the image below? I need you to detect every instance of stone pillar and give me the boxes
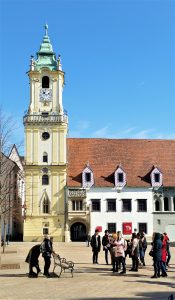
[170,196,174,211]
[161,197,164,211]
[65,224,70,242]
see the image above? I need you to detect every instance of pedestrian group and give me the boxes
[90,229,171,278]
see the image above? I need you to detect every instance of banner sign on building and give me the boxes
[96,226,102,232]
[123,222,132,235]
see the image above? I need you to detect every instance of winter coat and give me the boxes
[131,238,139,257]
[90,234,101,252]
[152,233,162,262]
[102,234,110,250]
[161,238,167,263]
[113,238,127,258]
[40,238,52,257]
[25,244,41,267]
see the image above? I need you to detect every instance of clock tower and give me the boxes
[23,25,68,241]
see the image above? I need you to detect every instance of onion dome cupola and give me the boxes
[31,24,58,71]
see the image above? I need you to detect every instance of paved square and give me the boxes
[0,242,174,300]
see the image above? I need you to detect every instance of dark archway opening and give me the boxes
[70,222,87,241]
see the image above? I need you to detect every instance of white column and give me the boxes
[170,196,174,211]
[161,198,164,211]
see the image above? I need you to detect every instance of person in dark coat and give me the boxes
[90,229,101,264]
[40,235,53,277]
[25,244,41,278]
[102,230,111,264]
[151,232,162,278]
[129,233,139,272]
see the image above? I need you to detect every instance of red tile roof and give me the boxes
[67,138,175,187]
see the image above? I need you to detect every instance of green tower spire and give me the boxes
[35,24,57,71]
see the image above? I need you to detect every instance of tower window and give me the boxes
[43,197,49,213]
[43,152,48,163]
[42,174,49,185]
[42,76,49,88]
[42,132,50,140]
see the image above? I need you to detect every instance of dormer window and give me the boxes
[42,76,49,88]
[85,172,91,182]
[114,166,126,187]
[151,167,162,187]
[118,173,124,183]
[82,165,94,188]
[154,173,160,183]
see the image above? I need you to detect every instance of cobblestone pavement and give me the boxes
[0,242,174,300]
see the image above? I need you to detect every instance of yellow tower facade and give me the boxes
[23,25,68,241]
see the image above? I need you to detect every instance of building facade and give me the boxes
[66,139,175,242]
[0,145,24,240]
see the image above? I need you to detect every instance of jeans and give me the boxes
[160,261,167,275]
[93,250,99,263]
[115,256,126,272]
[153,260,161,276]
[132,256,139,270]
[104,247,110,264]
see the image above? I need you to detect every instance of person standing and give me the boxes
[113,231,127,274]
[164,232,171,267]
[25,244,41,278]
[130,232,139,272]
[90,229,101,264]
[140,232,147,266]
[151,232,162,278]
[160,234,168,277]
[40,235,53,277]
[102,230,111,265]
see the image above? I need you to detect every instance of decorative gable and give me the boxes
[151,166,162,188]
[82,165,94,188]
[114,166,126,188]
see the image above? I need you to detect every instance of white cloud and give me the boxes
[91,125,110,138]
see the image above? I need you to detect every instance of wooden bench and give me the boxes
[52,253,74,278]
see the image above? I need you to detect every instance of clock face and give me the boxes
[39,88,52,101]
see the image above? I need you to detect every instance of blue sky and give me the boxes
[0,0,175,154]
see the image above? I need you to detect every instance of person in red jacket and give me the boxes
[160,234,168,277]
[164,232,171,267]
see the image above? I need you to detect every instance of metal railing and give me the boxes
[23,111,68,124]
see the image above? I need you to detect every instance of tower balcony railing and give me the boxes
[23,111,68,124]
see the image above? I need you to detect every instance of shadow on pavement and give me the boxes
[73,292,174,300]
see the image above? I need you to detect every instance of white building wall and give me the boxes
[86,187,153,238]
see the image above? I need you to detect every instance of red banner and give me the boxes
[95,226,102,232]
[123,222,132,235]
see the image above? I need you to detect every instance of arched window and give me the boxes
[155,200,160,211]
[43,197,49,214]
[42,76,49,88]
[43,152,48,163]
[164,197,169,211]
[42,174,49,185]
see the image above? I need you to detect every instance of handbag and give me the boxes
[149,249,154,257]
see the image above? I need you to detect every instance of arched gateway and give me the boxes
[70,222,87,241]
